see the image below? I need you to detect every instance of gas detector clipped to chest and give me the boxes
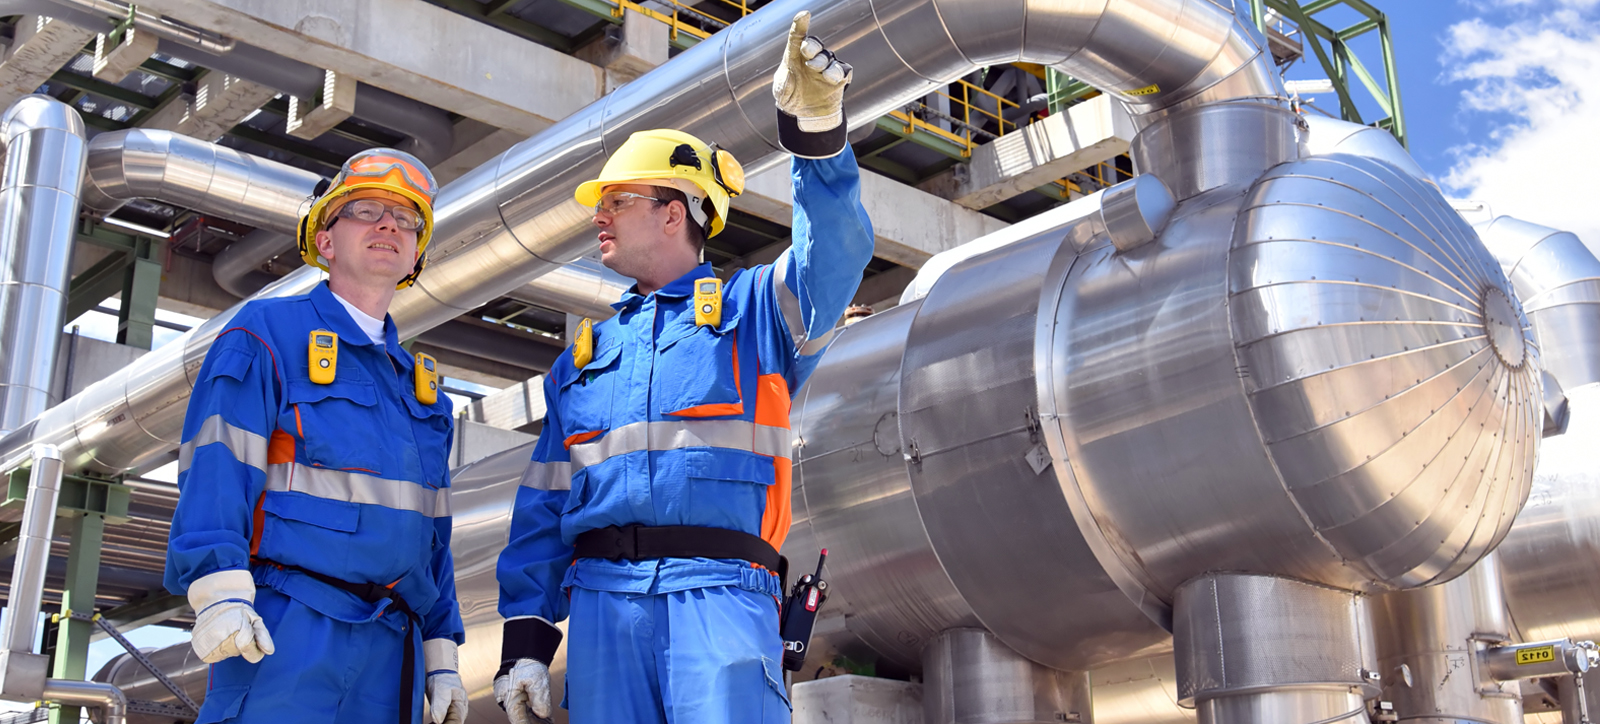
[694,277,722,328]
[309,330,338,384]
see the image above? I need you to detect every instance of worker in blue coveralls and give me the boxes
[494,10,871,724]
[164,148,470,724]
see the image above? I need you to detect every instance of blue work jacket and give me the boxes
[497,149,875,624]
[164,282,465,644]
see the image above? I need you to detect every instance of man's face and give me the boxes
[592,182,671,279]
[315,189,421,288]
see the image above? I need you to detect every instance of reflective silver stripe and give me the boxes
[178,414,269,474]
[266,463,451,517]
[569,419,792,470]
[518,461,573,491]
[799,326,837,356]
[772,250,810,349]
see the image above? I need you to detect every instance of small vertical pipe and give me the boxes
[0,445,62,658]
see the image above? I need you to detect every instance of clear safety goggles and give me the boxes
[593,191,668,217]
[332,198,426,231]
[338,149,439,198]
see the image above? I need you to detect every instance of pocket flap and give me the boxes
[263,492,360,532]
[684,449,776,486]
[403,393,451,421]
[560,341,623,389]
[659,313,742,351]
[203,348,256,384]
[286,379,377,406]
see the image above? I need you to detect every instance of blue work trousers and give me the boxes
[565,585,791,723]
[196,587,422,724]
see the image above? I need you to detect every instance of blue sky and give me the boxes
[1278,0,1600,241]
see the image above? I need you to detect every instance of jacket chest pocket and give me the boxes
[404,396,454,488]
[657,315,743,417]
[286,378,386,473]
[558,341,623,440]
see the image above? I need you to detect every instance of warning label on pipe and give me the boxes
[1517,646,1556,665]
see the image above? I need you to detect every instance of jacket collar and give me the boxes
[309,282,408,366]
[612,262,716,311]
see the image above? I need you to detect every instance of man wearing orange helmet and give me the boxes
[495,10,872,723]
[164,148,468,724]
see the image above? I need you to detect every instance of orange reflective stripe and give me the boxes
[755,372,793,551]
[565,430,604,450]
[293,404,305,438]
[669,334,744,417]
[762,458,793,552]
[268,430,295,465]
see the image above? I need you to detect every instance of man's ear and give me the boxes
[662,199,688,238]
[315,229,335,264]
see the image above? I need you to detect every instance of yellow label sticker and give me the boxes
[1127,83,1161,97]
[1517,645,1556,665]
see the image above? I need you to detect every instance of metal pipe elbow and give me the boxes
[44,679,127,724]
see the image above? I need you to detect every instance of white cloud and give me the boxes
[1441,5,1600,247]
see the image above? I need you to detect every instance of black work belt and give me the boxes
[574,524,783,573]
[255,559,419,724]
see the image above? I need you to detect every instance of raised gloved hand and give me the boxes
[187,569,275,664]
[772,10,853,158]
[494,658,552,724]
[425,639,469,724]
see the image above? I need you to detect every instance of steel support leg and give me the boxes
[116,249,161,350]
[50,514,105,724]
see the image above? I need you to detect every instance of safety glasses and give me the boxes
[333,198,426,231]
[593,191,668,217]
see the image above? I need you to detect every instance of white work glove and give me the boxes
[424,639,469,724]
[494,658,552,724]
[187,569,275,664]
[772,10,853,157]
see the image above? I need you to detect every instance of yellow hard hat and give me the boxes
[575,129,745,238]
[297,148,439,289]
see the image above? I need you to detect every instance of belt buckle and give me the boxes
[604,525,639,561]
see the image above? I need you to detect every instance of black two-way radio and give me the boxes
[779,549,830,672]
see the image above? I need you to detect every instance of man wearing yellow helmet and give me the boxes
[495,10,872,724]
[165,148,469,724]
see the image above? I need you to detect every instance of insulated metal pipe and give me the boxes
[0,444,61,702]
[81,128,322,233]
[43,678,127,724]
[0,96,87,434]
[0,0,1291,476]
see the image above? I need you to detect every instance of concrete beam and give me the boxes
[464,375,548,434]
[575,11,668,94]
[142,71,279,142]
[135,0,603,135]
[737,165,1009,269]
[434,117,526,186]
[918,94,1134,211]
[0,16,97,109]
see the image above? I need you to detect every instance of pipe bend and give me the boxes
[44,679,127,724]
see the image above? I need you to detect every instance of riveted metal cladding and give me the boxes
[0,96,87,435]
[921,629,1093,724]
[1477,216,1600,394]
[788,151,1539,679]
[1173,574,1377,719]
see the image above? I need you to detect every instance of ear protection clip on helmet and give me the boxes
[668,143,745,199]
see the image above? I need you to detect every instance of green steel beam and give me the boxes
[1336,42,1393,117]
[1300,0,1341,15]
[117,242,162,350]
[1273,1,1364,125]
[548,0,621,24]
[873,115,970,162]
[226,125,348,170]
[137,57,200,84]
[65,251,131,322]
[48,70,158,110]
[50,516,105,724]
[76,217,142,253]
[1250,0,1266,31]
[485,0,523,16]
[1377,16,1407,147]
[1340,18,1379,39]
